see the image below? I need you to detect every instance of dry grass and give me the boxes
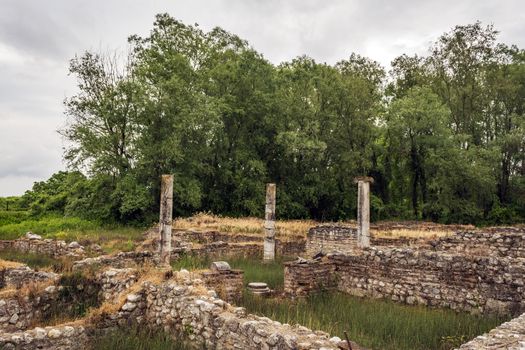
[173,212,315,240]
[372,228,454,239]
[172,213,462,240]
[0,258,24,269]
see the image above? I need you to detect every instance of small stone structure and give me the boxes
[247,282,271,296]
[201,262,244,302]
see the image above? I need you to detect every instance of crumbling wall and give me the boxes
[0,266,58,289]
[0,238,85,259]
[431,229,525,258]
[306,225,423,256]
[457,312,525,349]
[131,276,344,350]
[285,248,525,315]
[0,323,90,349]
[72,251,155,271]
[201,269,244,303]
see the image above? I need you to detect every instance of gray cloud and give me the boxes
[0,0,524,195]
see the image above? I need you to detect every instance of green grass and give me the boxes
[241,291,508,350]
[171,254,287,289]
[91,327,198,350]
[172,255,508,350]
[0,250,61,269]
[0,214,145,253]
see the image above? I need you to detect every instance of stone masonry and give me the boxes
[285,248,525,315]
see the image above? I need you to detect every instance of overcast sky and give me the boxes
[0,0,524,196]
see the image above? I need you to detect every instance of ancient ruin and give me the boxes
[0,176,525,349]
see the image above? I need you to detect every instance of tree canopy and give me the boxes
[17,16,525,225]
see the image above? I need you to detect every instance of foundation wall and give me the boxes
[0,238,86,259]
[285,248,525,315]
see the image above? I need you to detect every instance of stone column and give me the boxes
[354,176,374,248]
[159,174,174,265]
[263,183,276,261]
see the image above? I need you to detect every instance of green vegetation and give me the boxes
[3,17,523,227]
[0,250,60,269]
[241,291,508,350]
[91,327,196,350]
[172,255,504,349]
[0,213,144,252]
[171,254,286,289]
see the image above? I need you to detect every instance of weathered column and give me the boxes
[263,183,276,261]
[159,174,174,265]
[354,176,374,248]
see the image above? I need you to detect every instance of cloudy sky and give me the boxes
[0,0,523,196]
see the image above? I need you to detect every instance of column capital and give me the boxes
[353,176,374,184]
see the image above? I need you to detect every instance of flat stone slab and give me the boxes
[210,261,231,271]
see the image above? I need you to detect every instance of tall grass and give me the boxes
[91,327,198,350]
[241,291,508,350]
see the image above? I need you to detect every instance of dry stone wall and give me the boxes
[0,323,89,350]
[431,229,525,258]
[0,237,86,259]
[132,274,345,350]
[286,248,525,315]
[457,312,525,349]
[201,269,244,303]
[306,225,422,257]
[0,266,58,289]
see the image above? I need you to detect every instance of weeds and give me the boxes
[90,327,198,350]
[171,254,287,290]
[240,291,508,350]
[0,250,60,269]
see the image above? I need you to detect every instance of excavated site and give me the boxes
[0,181,525,349]
[0,222,524,349]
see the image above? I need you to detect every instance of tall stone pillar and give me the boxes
[159,174,174,266]
[354,176,374,248]
[263,183,276,261]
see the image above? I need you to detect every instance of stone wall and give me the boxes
[0,323,89,350]
[285,248,525,315]
[201,269,244,303]
[430,229,525,258]
[457,312,525,349]
[130,274,346,350]
[305,225,358,256]
[142,228,306,260]
[0,238,86,259]
[305,225,423,257]
[72,251,155,271]
[0,266,58,289]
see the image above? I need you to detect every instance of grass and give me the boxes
[241,291,508,350]
[0,214,145,253]
[0,250,62,269]
[173,212,315,240]
[171,254,287,290]
[172,254,506,350]
[90,327,198,350]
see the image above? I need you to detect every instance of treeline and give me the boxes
[18,15,525,225]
